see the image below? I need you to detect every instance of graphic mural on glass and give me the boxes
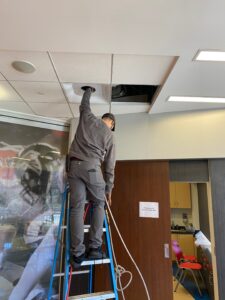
[0,121,68,300]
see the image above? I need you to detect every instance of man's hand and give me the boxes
[105,192,112,206]
[81,86,96,93]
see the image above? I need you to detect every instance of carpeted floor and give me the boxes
[172,263,211,300]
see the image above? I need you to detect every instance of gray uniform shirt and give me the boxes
[69,89,116,193]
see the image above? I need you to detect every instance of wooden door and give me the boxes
[108,161,173,300]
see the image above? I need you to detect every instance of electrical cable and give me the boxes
[66,199,150,300]
[105,198,151,300]
[105,209,132,300]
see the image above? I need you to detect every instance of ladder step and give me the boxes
[61,225,106,233]
[53,270,90,277]
[84,225,106,233]
[80,258,110,266]
[69,291,115,300]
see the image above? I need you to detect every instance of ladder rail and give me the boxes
[88,264,93,293]
[63,191,71,300]
[88,207,93,294]
[104,215,119,300]
[47,188,67,300]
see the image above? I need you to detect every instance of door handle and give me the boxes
[164,243,170,258]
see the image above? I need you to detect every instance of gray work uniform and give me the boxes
[68,89,116,257]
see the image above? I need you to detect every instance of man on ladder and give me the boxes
[68,86,116,268]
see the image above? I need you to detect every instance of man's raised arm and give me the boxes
[80,86,95,114]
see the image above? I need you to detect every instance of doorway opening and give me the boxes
[169,160,217,300]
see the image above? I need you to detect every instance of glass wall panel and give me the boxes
[0,120,68,300]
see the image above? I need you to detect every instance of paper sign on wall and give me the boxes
[139,202,159,218]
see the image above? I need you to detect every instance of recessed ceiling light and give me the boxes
[168,96,225,104]
[12,60,36,73]
[0,85,8,99]
[194,50,225,62]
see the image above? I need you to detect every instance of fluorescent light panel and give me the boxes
[195,50,225,62]
[168,96,225,104]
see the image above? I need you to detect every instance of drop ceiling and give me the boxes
[0,51,175,120]
[0,0,225,121]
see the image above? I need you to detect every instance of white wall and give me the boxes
[69,109,225,160]
[113,109,225,160]
[171,208,192,227]
[69,118,79,147]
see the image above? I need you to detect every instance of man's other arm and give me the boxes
[103,137,116,205]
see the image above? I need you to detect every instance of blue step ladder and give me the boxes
[48,188,119,300]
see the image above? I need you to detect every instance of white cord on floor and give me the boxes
[106,209,132,300]
[105,199,151,300]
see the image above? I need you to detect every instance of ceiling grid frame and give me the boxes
[0,72,38,115]
[47,51,75,118]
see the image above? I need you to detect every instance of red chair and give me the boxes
[172,240,197,281]
[172,240,204,296]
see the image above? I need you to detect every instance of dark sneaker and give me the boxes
[87,247,106,260]
[70,253,85,268]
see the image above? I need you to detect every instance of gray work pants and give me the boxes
[68,160,106,257]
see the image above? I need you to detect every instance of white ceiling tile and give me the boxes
[0,73,5,80]
[0,81,22,101]
[0,102,33,114]
[111,102,150,115]
[70,103,110,117]
[11,81,66,103]
[63,83,111,104]
[91,104,110,116]
[29,103,73,118]
[51,52,112,84]
[112,55,175,85]
[0,50,57,81]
